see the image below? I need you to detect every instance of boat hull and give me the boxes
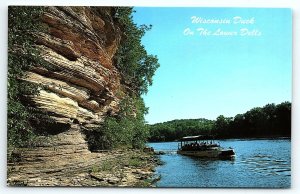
[177,149,235,159]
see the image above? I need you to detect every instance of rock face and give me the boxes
[31,6,122,129]
[8,6,128,185]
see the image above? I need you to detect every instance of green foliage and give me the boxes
[85,96,149,150]
[8,6,46,149]
[114,7,160,95]
[149,102,291,141]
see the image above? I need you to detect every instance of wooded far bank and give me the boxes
[148,101,291,142]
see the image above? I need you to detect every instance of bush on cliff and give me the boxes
[86,96,149,150]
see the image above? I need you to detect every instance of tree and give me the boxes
[274,102,291,136]
[114,7,160,94]
[214,115,231,137]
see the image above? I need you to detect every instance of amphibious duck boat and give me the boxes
[177,135,235,159]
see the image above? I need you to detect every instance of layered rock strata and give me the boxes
[31,6,122,129]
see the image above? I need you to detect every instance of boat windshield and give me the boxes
[178,135,217,150]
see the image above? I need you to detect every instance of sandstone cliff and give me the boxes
[8,6,132,185]
[31,6,123,129]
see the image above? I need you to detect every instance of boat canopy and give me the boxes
[180,135,214,141]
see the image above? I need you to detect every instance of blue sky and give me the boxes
[133,8,292,124]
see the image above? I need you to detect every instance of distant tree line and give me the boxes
[148,102,291,142]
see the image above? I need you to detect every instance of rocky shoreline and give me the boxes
[84,149,161,187]
[8,149,161,187]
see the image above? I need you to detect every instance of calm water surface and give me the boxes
[148,139,290,188]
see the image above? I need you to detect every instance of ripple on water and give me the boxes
[241,154,290,177]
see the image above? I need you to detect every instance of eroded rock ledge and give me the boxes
[29,6,123,129]
[8,6,137,186]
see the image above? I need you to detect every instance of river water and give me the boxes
[148,139,291,188]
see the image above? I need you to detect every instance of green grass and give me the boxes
[100,160,114,171]
[90,160,115,173]
[128,157,143,167]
